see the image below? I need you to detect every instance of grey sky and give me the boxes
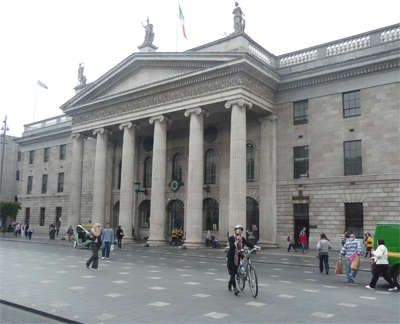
[1,0,399,137]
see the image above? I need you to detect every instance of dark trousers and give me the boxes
[319,253,329,272]
[287,244,296,251]
[28,232,32,239]
[117,238,122,249]
[227,259,238,288]
[102,241,111,258]
[365,247,372,258]
[86,242,99,269]
[369,264,395,288]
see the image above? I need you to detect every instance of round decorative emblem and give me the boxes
[171,180,180,191]
[143,136,154,152]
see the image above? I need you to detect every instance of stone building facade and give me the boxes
[16,24,400,249]
[0,135,20,204]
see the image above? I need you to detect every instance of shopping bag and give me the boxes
[111,244,114,252]
[335,261,343,274]
[351,255,360,271]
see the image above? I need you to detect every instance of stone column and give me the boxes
[68,133,86,229]
[258,114,278,247]
[119,122,139,242]
[184,108,209,248]
[225,99,252,231]
[147,115,171,245]
[91,128,112,226]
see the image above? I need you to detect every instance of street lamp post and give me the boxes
[0,115,10,202]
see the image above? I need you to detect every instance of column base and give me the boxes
[257,240,279,249]
[183,241,206,249]
[119,237,139,244]
[146,238,167,246]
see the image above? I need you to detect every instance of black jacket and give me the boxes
[226,235,255,261]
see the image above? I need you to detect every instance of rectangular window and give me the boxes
[25,208,30,224]
[40,208,45,226]
[16,170,20,181]
[59,145,66,160]
[293,100,309,125]
[343,90,361,118]
[29,151,35,164]
[27,176,33,194]
[42,174,48,193]
[344,140,362,176]
[345,203,363,238]
[294,146,309,179]
[56,207,62,226]
[44,148,50,162]
[246,144,254,182]
[18,151,21,162]
[58,173,64,192]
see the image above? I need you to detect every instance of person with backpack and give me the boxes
[287,232,297,252]
[116,225,124,249]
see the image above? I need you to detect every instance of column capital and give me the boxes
[225,98,253,110]
[70,132,87,140]
[258,114,278,123]
[149,115,172,125]
[119,122,140,131]
[184,107,209,118]
[93,128,112,136]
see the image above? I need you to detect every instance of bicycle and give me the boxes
[236,247,258,297]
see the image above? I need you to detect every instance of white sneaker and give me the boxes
[101,257,105,260]
[365,285,374,290]
[106,258,109,260]
[388,287,398,291]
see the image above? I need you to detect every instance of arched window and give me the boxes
[144,156,152,188]
[139,200,151,228]
[203,198,219,231]
[167,200,184,235]
[118,161,122,189]
[204,149,216,184]
[246,197,259,233]
[246,144,254,182]
[172,153,183,182]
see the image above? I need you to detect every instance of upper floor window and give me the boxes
[172,153,183,182]
[18,151,21,162]
[60,145,66,160]
[57,173,64,192]
[44,148,50,162]
[294,146,309,179]
[344,140,362,176]
[293,100,309,125]
[204,149,216,184]
[29,151,35,164]
[118,161,122,189]
[42,174,48,194]
[16,170,20,181]
[27,176,33,194]
[144,156,152,188]
[246,144,254,182]
[343,91,361,118]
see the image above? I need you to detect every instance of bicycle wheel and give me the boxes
[248,266,258,298]
[237,273,245,290]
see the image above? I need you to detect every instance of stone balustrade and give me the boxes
[24,115,72,132]
[326,36,370,56]
[381,26,400,42]
[249,43,271,65]
[279,50,317,68]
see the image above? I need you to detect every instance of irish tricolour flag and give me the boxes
[179,4,187,39]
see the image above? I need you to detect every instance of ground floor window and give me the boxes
[139,200,151,228]
[56,207,62,226]
[167,200,184,235]
[345,203,363,238]
[40,208,45,226]
[25,208,30,225]
[203,198,219,231]
[246,197,259,233]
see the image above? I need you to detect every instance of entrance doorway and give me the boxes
[293,204,309,248]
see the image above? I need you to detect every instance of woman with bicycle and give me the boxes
[227,224,261,296]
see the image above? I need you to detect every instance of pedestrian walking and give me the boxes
[364,233,373,258]
[287,232,297,252]
[101,223,114,260]
[116,226,124,249]
[205,229,211,248]
[341,231,347,247]
[56,223,60,236]
[171,226,178,245]
[25,225,29,239]
[226,225,261,296]
[28,225,33,239]
[21,224,25,237]
[362,233,368,255]
[366,238,398,291]
[86,223,101,270]
[253,226,259,244]
[67,226,74,242]
[339,234,362,283]
[317,233,331,274]
[299,230,307,254]
[15,223,21,237]
[178,226,183,244]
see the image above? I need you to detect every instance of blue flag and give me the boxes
[37,80,48,89]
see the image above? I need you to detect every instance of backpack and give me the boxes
[287,236,290,242]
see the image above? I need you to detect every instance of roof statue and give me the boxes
[141,17,155,45]
[78,63,87,85]
[232,2,245,34]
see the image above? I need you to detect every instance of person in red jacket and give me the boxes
[299,230,308,254]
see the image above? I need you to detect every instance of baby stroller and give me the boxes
[211,236,220,249]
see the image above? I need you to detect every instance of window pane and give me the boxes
[246,144,254,182]
[144,157,152,188]
[345,203,363,238]
[343,90,361,118]
[205,149,216,184]
[173,153,183,182]
[344,140,362,176]
[294,146,309,179]
[294,100,309,125]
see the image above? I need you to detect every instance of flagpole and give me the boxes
[176,1,179,52]
[33,82,38,122]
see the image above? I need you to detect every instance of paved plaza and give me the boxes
[0,235,399,324]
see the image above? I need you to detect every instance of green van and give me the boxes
[373,223,400,288]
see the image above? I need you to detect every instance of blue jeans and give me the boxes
[102,241,111,258]
[346,257,357,282]
[117,238,122,249]
[301,243,306,254]
[319,253,329,272]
